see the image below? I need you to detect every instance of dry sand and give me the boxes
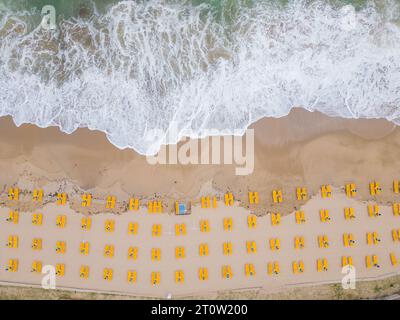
[0,108,399,299]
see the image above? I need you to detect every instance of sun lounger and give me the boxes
[317,258,328,272]
[106,196,116,209]
[128,222,138,235]
[248,191,259,204]
[199,243,209,257]
[201,196,217,209]
[175,246,185,259]
[345,183,357,197]
[223,217,233,231]
[6,259,18,272]
[8,187,19,201]
[128,247,138,260]
[175,223,187,236]
[56,215,67,228]
[7,211,19,224]
[79,242,90,255]
[222,265,233,279]
[272,190,283,203]
[151,248,161,261]
[267,262,280,275]
[223,242,233,255]
[57,193,67,205]
[392,229,400,242]
[56,263,65,276]
[81,217,91,230]
[175,270,184,283]
[365,255,379,269]
[296,187,308,201]
[369,181,381,196]
[319,210,331,222]
[80,265,89,279]
[318,235,329,248]
[368,204,380,217]
[342,256,353,267]
[321,185,332,198]
[367,232,380,245]
[269,238,280,251]
[152,224,162,237]
[199,268,209,281]
[247,215,257,228]
[271,212,281,226]
[105,220,115,232]
[245,263,256,277]
[344,207,355,220]
[81,194,92,207]
[151,271,160,285]
[148,200,162,213]
[294,236,305,250]
[394,180,400,194]
[104,244,114,258]
[200,219,210,232]
[393,203,400,216]
[390,253,397,266]
[56,241,66,254]
[129,198,139,211]
[343,233,355,247]
[295,211,306,224]
[33,189,43,202]
[32,213,43,225]
[31,261,42,273]
[246,241,257,254]
[224,192,234,206]
[103,268,113,281]
[127,270,137,283]
[7,235,18,249]
[292,260,305,274]
[32,238,42,250]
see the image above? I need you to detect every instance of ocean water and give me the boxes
[0,0,399,154]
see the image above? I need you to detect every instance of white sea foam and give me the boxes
[0,0,399,155]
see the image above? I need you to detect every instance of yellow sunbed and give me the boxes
[8,187,19,201]
[393,203,400,216]
[267,261,280,275]
[56,215,67,228]
[271,212,281,226]
[79,242,90,255]
[318,235,329,248]
[31,238,42,250]
[200,219,210,232]
[56,263,65,276]
[365,255,379,269]
[6,211,19,224]
[6,259,18,272]
[246,241,257,254]
[394,180,400,194]
[151,271,160,285]
[317,258,328,272]
[198,267,209,281]
[127,270,137,283]
[343,233,355,247]
[248,191,259,204]
[175,246,185,259]
[201,196,217,209]
[224,192,234,206]
[55,241,66,254]
[128,247,138,260]
[103,268,113,281]
[151,248,161,261]
[295,211,306,224]
[33,189,43,202]
[269,238,281,251]
[366,232,380,245]
[390,253,397,266]
[244,263,256,277]
[294,236,305,250]
[106,195,116,209]
[272,190,283,203]
[344,207,355,220]
[81,194,92,207]
[32,213,43,226]
[296,187,308,201]
[319,209,330,222]
[368,204,380,217]
[81,217,91,230]
[104,219,115,232]
[175,270,184,283]
[80,265,89,279]
[31,261,42,273]
[247,215,257,229]
[345,183,357,197]
[199,243,209,257]
[369,181,381,196]
[148,200,162,213]
[57,193,67,205]
[321,185,332,198]
[341,256,353,267]
[128,222,138,235]
[104,244,114,258]
[292,260,305,274]
[129,198,139,211]
[6,235,18,249]
[175,223,187,236]
[392,229,400,242]
[223,242,233,255]
[152,224,162,237]
[223,217,233,231]
[222,265,233,279]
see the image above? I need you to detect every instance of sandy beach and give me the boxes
[0,109,399,299]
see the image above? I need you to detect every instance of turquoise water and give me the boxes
[0,0,399,154]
